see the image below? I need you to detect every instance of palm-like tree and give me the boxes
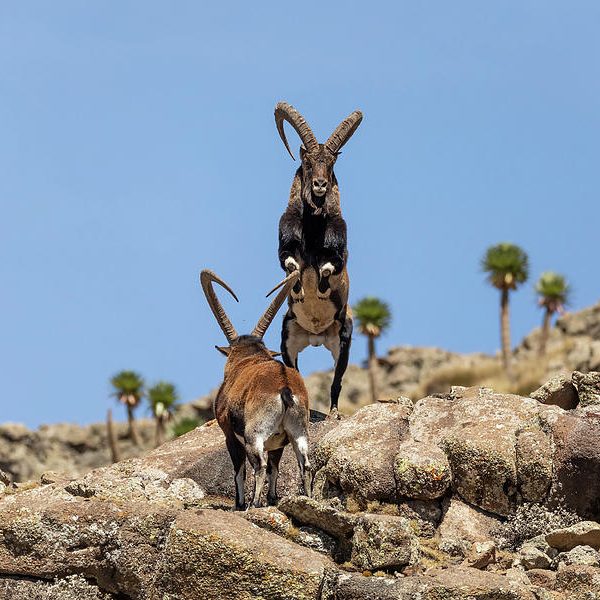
[481,243,529,377]
[535,271,570,357]
[110,370,144,446]
[353,297,392,404]
[148,381,178,447]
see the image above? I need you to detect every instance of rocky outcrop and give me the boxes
[530,373,579,410]
[2,381,600,598]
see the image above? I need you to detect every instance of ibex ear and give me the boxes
[215,345,231,357]
[299,145,307,161]
[269,351,282,358]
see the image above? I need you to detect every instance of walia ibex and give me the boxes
[274,101,363,413]
[200,269,311,510]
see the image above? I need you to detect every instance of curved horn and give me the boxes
[324,110,363,155]
[200,270,239,343]
[274,102,319,160]
[252,271,300,339]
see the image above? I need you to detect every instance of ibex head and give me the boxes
[200,269,299,358]
[275,102,362,214]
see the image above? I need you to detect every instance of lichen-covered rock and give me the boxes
[394,441,451,500]
[525,568,557,591]
[548,409,600,520]
[277,496,357,539]
[515,429,553,502]
[154,509,334,600]
[555,545,600,569]
[572,371,600,407]
[438,497,501,544]
[0,574,116,600]
[324,566,538,599]
[350,514,418,570]
[546,521,600,551]
[554,564,600,598]
[518,543,552,570]
[409,387,556,516]
[530,374,578,410]
[465,540,497,570]
[0,483,336,600]
[313,403,412,502]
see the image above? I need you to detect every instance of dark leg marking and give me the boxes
[225,435,247,511]
[266,446,285,506]
[330,316,353,412]
[281,312,300,371]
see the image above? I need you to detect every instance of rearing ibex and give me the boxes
[274,101,363,413]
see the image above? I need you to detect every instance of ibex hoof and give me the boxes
[319,262,334,278]
[285,257,300,273]
[327,407,341,421]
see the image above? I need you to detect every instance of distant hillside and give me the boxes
[1,300,599,482]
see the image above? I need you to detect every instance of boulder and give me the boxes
[350,514,418,570]
[548,411,600,519]
[394,440,451,500]
[530,374,578,410]
[410,387,550,515]
[525,568,556,590]
[546,521,600,551]
[465,540,497,569]
[555,545,600,569]
[154,509,334,600]
[572,371,600,407]
[313,402,412,502]
[0,482,335,599]
[54,411,335,509]
[277,496,357,539]
[515,429,553,502]
[518,543,552,570]
[325,567,538,599]
[0,574,115,600]
[438,497,501,544]
[555,564,600,598]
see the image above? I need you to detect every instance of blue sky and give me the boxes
[1,2,599,428]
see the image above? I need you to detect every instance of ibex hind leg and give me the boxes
[245,438,268,508]
[289,432,312,497]
[266,446,285,506]
[225,434,247,511]
[327,315,353,414]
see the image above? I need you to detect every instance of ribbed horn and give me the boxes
[324,110,363,155]
[200,270,239,343]
[274,101,319,160]
[252,271,300,339]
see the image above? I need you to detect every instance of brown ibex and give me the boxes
[275,101,362,413]
[200,269,311,510]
